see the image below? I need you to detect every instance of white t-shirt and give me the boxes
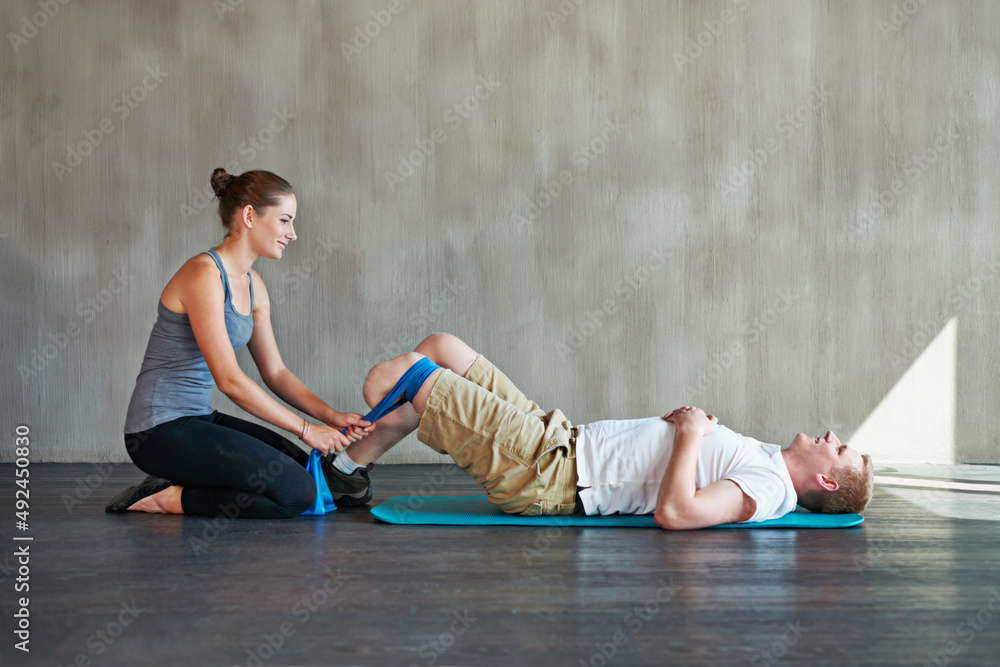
[575,417,798,522]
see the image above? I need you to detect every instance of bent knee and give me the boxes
[414,333,476,375]
[272,475,317,519]
[415,332,458,356]
[280,489,316,519]
[364,352,426,407]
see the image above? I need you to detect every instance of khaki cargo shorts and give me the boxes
[416,355,578,515]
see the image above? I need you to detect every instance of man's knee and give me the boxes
[415,332,458,358]
[363,352,425,408]
[414,333,475,375]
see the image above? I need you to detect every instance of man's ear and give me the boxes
[814,472,839,492]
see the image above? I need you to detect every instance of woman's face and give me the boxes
[250,194,297,259]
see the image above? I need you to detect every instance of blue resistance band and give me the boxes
[301,357,441,516]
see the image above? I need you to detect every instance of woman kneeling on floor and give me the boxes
[106,168,373,518]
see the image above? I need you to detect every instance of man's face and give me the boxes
[788,431,865,480]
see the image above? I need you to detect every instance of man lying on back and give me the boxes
[323,333,873,529]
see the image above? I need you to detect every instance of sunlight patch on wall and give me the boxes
[849,317,957,464]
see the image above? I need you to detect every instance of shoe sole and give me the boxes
[105,476,173,512]
[333,487,373,508]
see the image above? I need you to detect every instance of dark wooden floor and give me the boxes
[1,463,998,666]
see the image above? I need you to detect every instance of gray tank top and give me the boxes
[124,250,254,433]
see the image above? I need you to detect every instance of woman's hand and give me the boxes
[663,406,718,436]
[323,411,373,441]
[302,422,367,455]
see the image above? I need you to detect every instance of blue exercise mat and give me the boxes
[370,495,865,529]
[301,357,441,516]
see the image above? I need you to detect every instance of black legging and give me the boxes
[125,411,316,519]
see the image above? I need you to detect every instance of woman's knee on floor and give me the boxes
[266,463,317,518]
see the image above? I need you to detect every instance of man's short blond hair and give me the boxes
[800,454,874,514]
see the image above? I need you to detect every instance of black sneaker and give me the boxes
[321,454,374,507]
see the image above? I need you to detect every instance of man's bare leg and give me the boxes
[344,334,478,465]
[414,332,479,377]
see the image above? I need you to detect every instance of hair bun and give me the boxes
[210,168,234,198]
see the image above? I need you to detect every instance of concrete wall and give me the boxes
[2,0,998,465]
